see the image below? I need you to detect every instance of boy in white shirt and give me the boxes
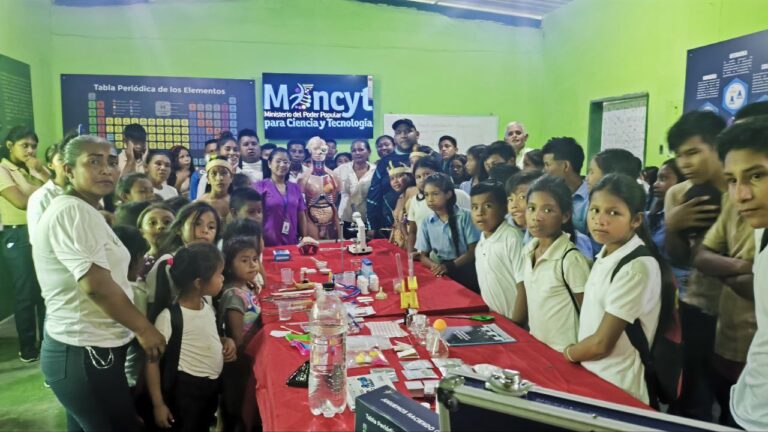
[718,116,768,430]
[469,180,525,318]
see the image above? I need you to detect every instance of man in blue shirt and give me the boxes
[541,137,589,236]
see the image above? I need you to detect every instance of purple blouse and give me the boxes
[254,179,306,246]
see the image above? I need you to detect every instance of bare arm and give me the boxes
[452,243,476,268]
[694,246,752,277]
[721,274,755,301]
[145,361,174,428]
[407,221,418,253]
[79,264,166,362]
[226,309,246,349]
[511,282,527,326]
[0,186,32,209]
[566,312,627,362]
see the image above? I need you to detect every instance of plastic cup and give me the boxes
[343,271,356,286]
[276,300,293,321]
[426,328,449,358]
[280,268,293,286]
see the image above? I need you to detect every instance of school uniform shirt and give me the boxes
[475,222,525,318]
[333,161,375,223]
[240,161,263,183]
[515,147,533,169]
[415,206,479,262]
[154,183,179,200]
[0,158,45,226]
[32,195,134,347]
[407,189,471,229]
[155,301,223,379]
[26,179,64,235]
[578,234,661,404]
[571,180,589,236]
[702,194,756,364]
[731,228,768,430]
[664,180,723,316]
[288,165,310,184]
[517,217,594,261]
[523,233,591,351]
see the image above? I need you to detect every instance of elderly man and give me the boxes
[504,121,532,168]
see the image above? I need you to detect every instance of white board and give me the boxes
[383,114,499,153]
[600,98,647,164]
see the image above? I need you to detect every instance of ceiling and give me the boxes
[357,0,573,25]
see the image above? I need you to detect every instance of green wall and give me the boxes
[46,0,543,150]
[541,0,768,167]
[0,0,54,147]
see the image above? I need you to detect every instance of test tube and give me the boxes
[395,253,405,293]
[408,253,415,278]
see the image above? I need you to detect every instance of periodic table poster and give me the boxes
[60,74,256,166]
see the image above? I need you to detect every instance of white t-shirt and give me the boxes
[523,233,591,351]
[27,179,64,236]
[731,228,768,430]
[407,188,471,228]
[578,234,661,404]
[154,183,179,200]
[475,222,525,318]
[32,195,134,347]
[241,161,263,183]
[155,301,223,379]
[333,161,375,223]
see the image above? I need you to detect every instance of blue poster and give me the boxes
[61,74,256,166]
[683,29,768,122]
[262,73,374,140]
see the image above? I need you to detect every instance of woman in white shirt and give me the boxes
[564,174,675,407]
[33,135,165,431]
[334,139,376,238]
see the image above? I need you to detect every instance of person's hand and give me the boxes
[431,263,447,277]
[666,196,720,232]
[732,258,753,275]
[153,404,174,429]
[24,157,43,172]
[136,324,166,363]
[124,140,135,162]
[221,337,237,362]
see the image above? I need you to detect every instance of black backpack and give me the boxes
[610,245,683,410]
[160,303,183,400]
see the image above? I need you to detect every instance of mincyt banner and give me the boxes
[262,73,374,140]
[683,29,768,123]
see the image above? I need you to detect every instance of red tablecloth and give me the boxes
[245,312,650,432]
[260,240,488,324]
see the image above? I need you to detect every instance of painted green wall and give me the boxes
[541,0,768,167]
[0,0,55,146]
[45,0,543,150]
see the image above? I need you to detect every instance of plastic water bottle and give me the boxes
[308,282,348,417]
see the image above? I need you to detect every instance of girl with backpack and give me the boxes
[564,174,677,407]
[513,175,591,351]
[145,243,236,431]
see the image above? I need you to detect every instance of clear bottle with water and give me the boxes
[308,282,347,417]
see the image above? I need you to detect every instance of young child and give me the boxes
[218,236,263,432]
[407,157,471,252]
[145,243,236,431]
[483,141,516,173]
[200,157,234,222]
[388,163,416,249]
[718,116,768,430]
[146,151,179,200]
[513,176,591,351]
[114,200,151,228]
[147,201,222,322]
[505,170,543,231]
[136,203,176,279]
[415,173,480,292]
[222,219,265,290]
[586,148,642,191]
[229,187,263,225]
[565,174,675,407]
[117,172,156,203]
[459,144,488,194]
[470,180,525,318]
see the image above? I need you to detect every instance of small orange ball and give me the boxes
[433,319,447,332]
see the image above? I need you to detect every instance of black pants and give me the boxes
[447,261,480,294]
[40,333,138,432]
[0,226,44,354]
[169,371,221,432]
[673,301,717,421]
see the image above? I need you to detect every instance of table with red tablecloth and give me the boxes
[245,312,650,432]
[259,239,488,324]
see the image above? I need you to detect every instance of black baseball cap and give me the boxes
[392,118,416,131]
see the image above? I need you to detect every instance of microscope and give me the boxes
[347,211,373,255]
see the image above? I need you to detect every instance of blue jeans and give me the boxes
[40,333,138,432]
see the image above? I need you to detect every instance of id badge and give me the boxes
[282,220,291,235]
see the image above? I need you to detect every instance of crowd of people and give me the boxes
[1,102,768,430]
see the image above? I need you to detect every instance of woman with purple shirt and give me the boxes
[254,148,307,246]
